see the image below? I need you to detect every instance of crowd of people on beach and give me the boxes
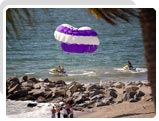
[51,103,74,118]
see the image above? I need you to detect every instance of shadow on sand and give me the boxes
[112,112,155,118]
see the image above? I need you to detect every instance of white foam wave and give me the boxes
[104,72,109,74]
[7,100,79,118]
[68,71,96,77]
[7,100,56,118]
[135,68,147,73]
[25,72,35,75]
[114,67,147,73]
[8,107,52,118]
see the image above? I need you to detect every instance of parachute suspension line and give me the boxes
[69,52,75,71]
[58,42,64,67]
[70,52,74,70]
[58,43,65,80]
[60,46,64,66]
[79,54,82,69]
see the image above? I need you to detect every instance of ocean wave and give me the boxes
[104,72,109,74]
[114,67,147,73]
[25,72,35,75]
[68,70,96,77]
[7,100,54,118]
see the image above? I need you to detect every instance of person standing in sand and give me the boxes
[56,106,61,118]
[68,105,74,118]
[51,106,56,118]
[61,106,68,118]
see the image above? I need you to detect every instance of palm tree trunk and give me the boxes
[139,9,156,109]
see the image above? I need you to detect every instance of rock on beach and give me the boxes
[6,76,153,111]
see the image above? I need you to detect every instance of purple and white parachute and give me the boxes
[54,24,100,53]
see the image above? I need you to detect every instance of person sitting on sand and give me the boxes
[128,60,133,70]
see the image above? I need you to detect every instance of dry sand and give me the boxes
[75,86,155,118]
[75,100,155,118]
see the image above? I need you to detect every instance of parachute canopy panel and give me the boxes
[54,24,100,53]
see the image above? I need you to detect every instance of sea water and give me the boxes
[6,8,147,83]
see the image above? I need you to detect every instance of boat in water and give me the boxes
[123,65,136,71]
[49,68,67,76]
[115,65,147,73]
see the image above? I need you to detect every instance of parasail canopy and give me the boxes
[54,24,100,53]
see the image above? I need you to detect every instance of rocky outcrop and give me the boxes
[6,76,151,110]
[123,85,145,102]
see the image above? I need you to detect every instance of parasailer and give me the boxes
[50,24,100,75]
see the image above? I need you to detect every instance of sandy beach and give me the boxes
[75,86,155,118]
[75,101,155,118]
[6,76,155,118]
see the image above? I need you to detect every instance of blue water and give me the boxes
[6,8,147,83]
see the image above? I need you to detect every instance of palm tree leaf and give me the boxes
[6,9,19,38]
[87,8,138,25]
[6,8,33,39]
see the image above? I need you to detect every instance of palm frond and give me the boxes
[6,8,32,39]
[87,8,139,25]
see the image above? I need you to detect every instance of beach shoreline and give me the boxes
[6,76,155,118]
